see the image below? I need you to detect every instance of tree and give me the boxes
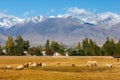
[77,42,81,50]
[58,45,65,55]
[23,40,30,51]
[45,39,50,49]
[6,36,14,55]
[45,39,54,55]
[45,48,54,55]
[50,41,65,55]
[77,42,85,56]
[6,36,14,48]
[14,34,27,56]
[50,41,59,52]
[114,40,120,56]
[89,39,101,56]
[68,49,78,56]
[102,38,115,55]
[82,38,91,55]
[81,38,101,56]
[28,47,42,56]
[0,42,3,55]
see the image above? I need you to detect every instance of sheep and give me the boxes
[5,65,12,69]
[106,63,112,68]
[41,63,46,68]
[28,62,32,66]
[16,65,24,70]
[86,61,97,67]
[37,62,42,66]
[29,62,38,68]
[23,63,29,68]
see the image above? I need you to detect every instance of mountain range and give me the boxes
[0,11,120,46]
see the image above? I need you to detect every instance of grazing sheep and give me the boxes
[106,63,112,68]
[23,63,29,68]
[28,62,32,66]
[41,63,46,68]
[86,61,97,67]
[5,65,12,69]
[16,65,24,70]
[29,62,38,68]
[37,62,42,66]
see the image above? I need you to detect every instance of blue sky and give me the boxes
[0,0,120,18]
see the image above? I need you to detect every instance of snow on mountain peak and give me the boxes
[0,13,24,28]
[0,8,120,29]
[25,15,45,23]
[65,7,120,28]
[98,12,120,25]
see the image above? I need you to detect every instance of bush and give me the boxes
[28,47,42,56]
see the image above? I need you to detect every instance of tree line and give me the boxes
[0,35,120,56]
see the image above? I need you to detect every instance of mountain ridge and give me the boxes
[0,13,120,46]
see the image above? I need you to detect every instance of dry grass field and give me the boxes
[0,56,120,80]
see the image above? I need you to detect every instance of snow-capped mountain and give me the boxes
[0,8,120,46]
[0,8,120,29]
[25,15,45,23]
[0,14,24,28]
[66,8,120,29]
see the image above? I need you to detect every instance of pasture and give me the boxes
[0,56,120,80]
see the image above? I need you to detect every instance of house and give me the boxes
[41,51,46,56]
[53,52,60,56]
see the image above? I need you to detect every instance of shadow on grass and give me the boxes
[42,66,109,73]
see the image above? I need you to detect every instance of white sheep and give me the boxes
[16,65,24,70]
[41,63,46,68]
[5,65,12,69]
[106,63,112,68]
[86,61,97,67]
[29,62,38,68]
[28,62,32,66]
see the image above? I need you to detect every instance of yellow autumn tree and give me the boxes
[6,36,14,55]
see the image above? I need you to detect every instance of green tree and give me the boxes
[50,41,59,52]
[45,39,54,55]
[114,40,120,56]
[77,42,85,56]
[45,39,50,49]
[68,49,78,56]
[14,34,25,56]
[89,39,101,56]
[58,45,65,55]
[23,40,30,51]
[102,38,115,55]
[45,48,54,55]
[82,38,91,55]
[50,41,65,55]
[77,42,81,50]
[28,47,42,56]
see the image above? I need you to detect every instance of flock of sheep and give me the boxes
[4,62,46,70]
[1,58,118,70]
[86,60,112,68]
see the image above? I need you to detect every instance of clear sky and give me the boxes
[0,0,120,18]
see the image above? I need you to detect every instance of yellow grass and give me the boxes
[0,56,120,80]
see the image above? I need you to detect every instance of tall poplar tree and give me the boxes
[6,36,14,55]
